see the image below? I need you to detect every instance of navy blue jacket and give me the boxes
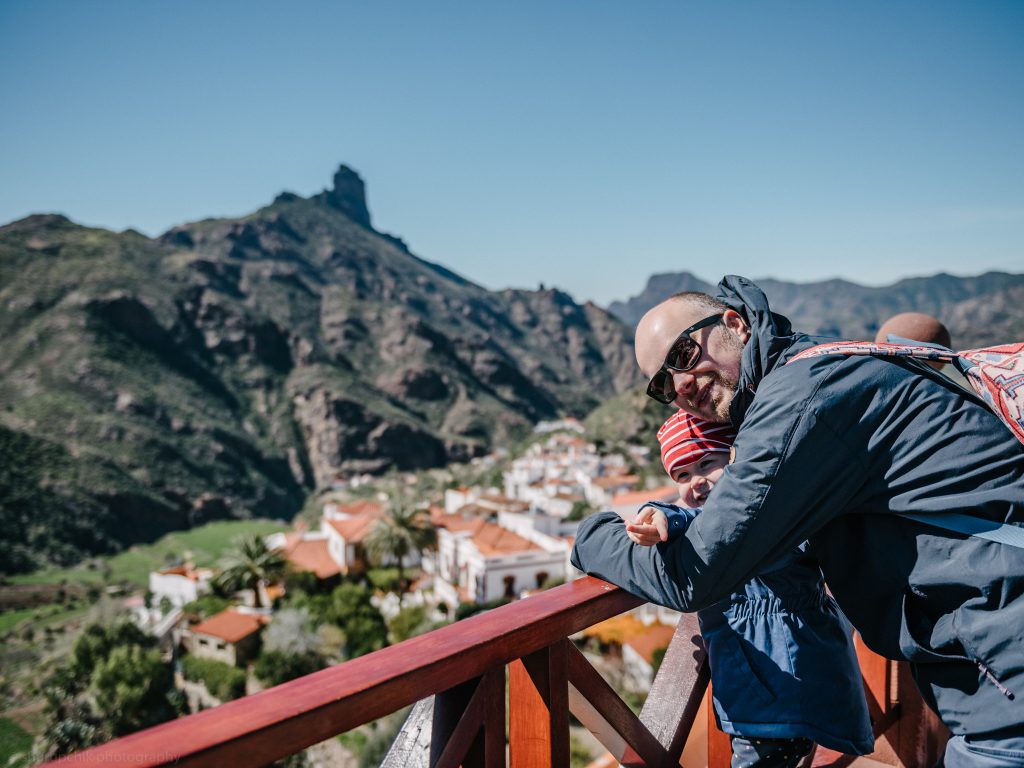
[572,276,1024,738]
[649,501,872,752]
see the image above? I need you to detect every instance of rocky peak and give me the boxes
[318,164,372,228]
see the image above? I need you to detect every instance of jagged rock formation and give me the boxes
[0,167,639,572]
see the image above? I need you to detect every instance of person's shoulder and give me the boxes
[764,339,908,399]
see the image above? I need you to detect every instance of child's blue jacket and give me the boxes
[640,500,873,753]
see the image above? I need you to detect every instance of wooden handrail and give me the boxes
[38,573,948,767]
[40,577,643,767]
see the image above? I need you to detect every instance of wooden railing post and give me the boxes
[638,613,711,762]
[509,642,569,768]
[706,684,732,768]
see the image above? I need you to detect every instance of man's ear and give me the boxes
[722,309,751,343]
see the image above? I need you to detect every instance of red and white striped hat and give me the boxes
[657,410,737,476]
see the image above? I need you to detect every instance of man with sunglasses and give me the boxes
[572,275,1024,767]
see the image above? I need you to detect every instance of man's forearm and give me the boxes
[571,512,695,611]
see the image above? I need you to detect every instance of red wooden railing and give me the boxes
[38,577,947,768]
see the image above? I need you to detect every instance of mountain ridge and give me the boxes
[0,166,639,573]
[608,270,1024,348]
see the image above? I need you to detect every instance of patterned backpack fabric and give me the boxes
[787,340,1024,448]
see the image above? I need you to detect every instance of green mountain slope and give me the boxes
[0,167,639,573]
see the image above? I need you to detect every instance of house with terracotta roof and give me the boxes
[275,533,342,581]
[266,499,423,584]
[149,563,214,609]
[183,608,270,667]
[432,512,569,607]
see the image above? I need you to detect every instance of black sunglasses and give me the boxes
[645,314,724,404]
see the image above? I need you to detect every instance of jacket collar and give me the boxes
[714,275,797,426]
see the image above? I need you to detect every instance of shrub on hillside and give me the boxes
[254,650,326,687]
[181,656,246,701]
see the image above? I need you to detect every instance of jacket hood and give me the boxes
[714,275,796,425]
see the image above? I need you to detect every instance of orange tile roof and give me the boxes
[624,623,677,664]
[264,584,286,601]
[471,522,541,556]
[610,484,679,508]
[157,565,208,581]
[591,474,640,490]
[190,609,269,643]
[436,514,542,556]
[284,538,342,579]
[335,499,383,516]
[327,511,383,543]
[434,513,488,533]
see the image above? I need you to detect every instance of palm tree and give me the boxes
[364,505,437,595]
[215,534,288,608]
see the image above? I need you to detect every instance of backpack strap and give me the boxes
[788,340,1024,446]
[788,340,955,365]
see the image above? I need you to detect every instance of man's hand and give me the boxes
[625,505,669,546]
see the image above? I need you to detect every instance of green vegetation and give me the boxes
[180,594,232,622]
[387,604,444,643]
[566,500,595,522]
[0,717,33,767]
[651,646,667,676]
[214,533,288,608]
[9,519,287,588]
[181,656,247,702]
[287,582,388,659]
[337,728,368,754]
[583,388,665,455]
[570,732,595,768]
[365,566,402,592]
[253,650,326,687]
[455,597,511,621]
[32,621,181,762]
[364,506,437,593]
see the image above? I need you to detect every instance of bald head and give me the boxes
[635,293,750,422]
[875,312,952,348]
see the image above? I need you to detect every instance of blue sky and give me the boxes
[1,1,1021,305]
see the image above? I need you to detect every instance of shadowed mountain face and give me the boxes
[609,271,1024,349]
[0,166,639,573]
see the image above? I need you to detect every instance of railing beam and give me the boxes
[39,578,640,768]
[509,642,569,768]
[565,639,668,767]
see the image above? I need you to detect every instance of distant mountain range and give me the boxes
[586,268,1024,452]
[0,165,638,573]
[608,271,1024,349]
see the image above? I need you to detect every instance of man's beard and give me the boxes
[690,369,738,422]
[682,325,743,422]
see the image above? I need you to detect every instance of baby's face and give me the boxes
[671,453,729,507]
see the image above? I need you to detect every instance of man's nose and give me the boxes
[670,368,697,395]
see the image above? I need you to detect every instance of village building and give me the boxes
[268,499,422,581]
[148,563,214,610]
[585,474,641,507]
[431,511,570,607]
[182,608,270,667]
